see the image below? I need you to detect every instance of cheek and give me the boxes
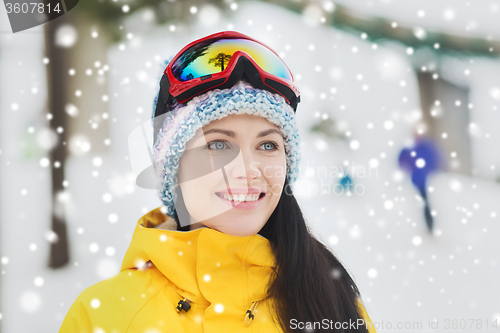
[178,169,222,214]
[259,155,287,195]
[178,181,199,215]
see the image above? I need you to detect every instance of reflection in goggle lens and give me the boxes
[171,38,292,82]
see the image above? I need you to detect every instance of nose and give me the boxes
[227,145,261,181]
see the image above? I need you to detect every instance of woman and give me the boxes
[59,31,377,333]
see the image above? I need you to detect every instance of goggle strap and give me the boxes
[263,77,298,111]
[159,74,172,106]
[177,77,227,102]
[153,75,172,146]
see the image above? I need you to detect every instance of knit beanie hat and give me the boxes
[151,72,301,221]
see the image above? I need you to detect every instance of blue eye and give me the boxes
[261,142,279,151]
[206,140,231,150]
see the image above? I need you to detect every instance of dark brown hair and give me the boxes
[258,178,370,332]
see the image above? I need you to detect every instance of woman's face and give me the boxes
[176,113,287,236]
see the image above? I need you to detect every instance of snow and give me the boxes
[1,1,500,332]
[333,0,500,37]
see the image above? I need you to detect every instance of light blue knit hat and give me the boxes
[152,68,301,220]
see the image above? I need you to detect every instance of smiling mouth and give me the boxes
[215,192,266,202]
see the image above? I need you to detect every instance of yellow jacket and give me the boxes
[59,207,377,333]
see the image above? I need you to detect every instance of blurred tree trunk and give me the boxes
[42,8,112,268]
[43,14,71,269]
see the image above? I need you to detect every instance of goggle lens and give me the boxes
[171,38,292,82]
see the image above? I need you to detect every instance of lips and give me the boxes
[215,190,266,210]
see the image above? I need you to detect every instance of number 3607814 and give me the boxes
[5,2,61,14]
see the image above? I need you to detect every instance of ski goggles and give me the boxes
[153,31,300,144]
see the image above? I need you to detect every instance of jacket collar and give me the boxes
[120,207,275,306]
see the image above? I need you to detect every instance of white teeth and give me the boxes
[220,193,260,202]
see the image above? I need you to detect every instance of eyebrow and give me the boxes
[193,128,282,140]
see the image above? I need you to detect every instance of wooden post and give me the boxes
[44,13,71,269]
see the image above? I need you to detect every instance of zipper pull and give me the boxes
[244,301,259,325]
[176,298,191,313]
